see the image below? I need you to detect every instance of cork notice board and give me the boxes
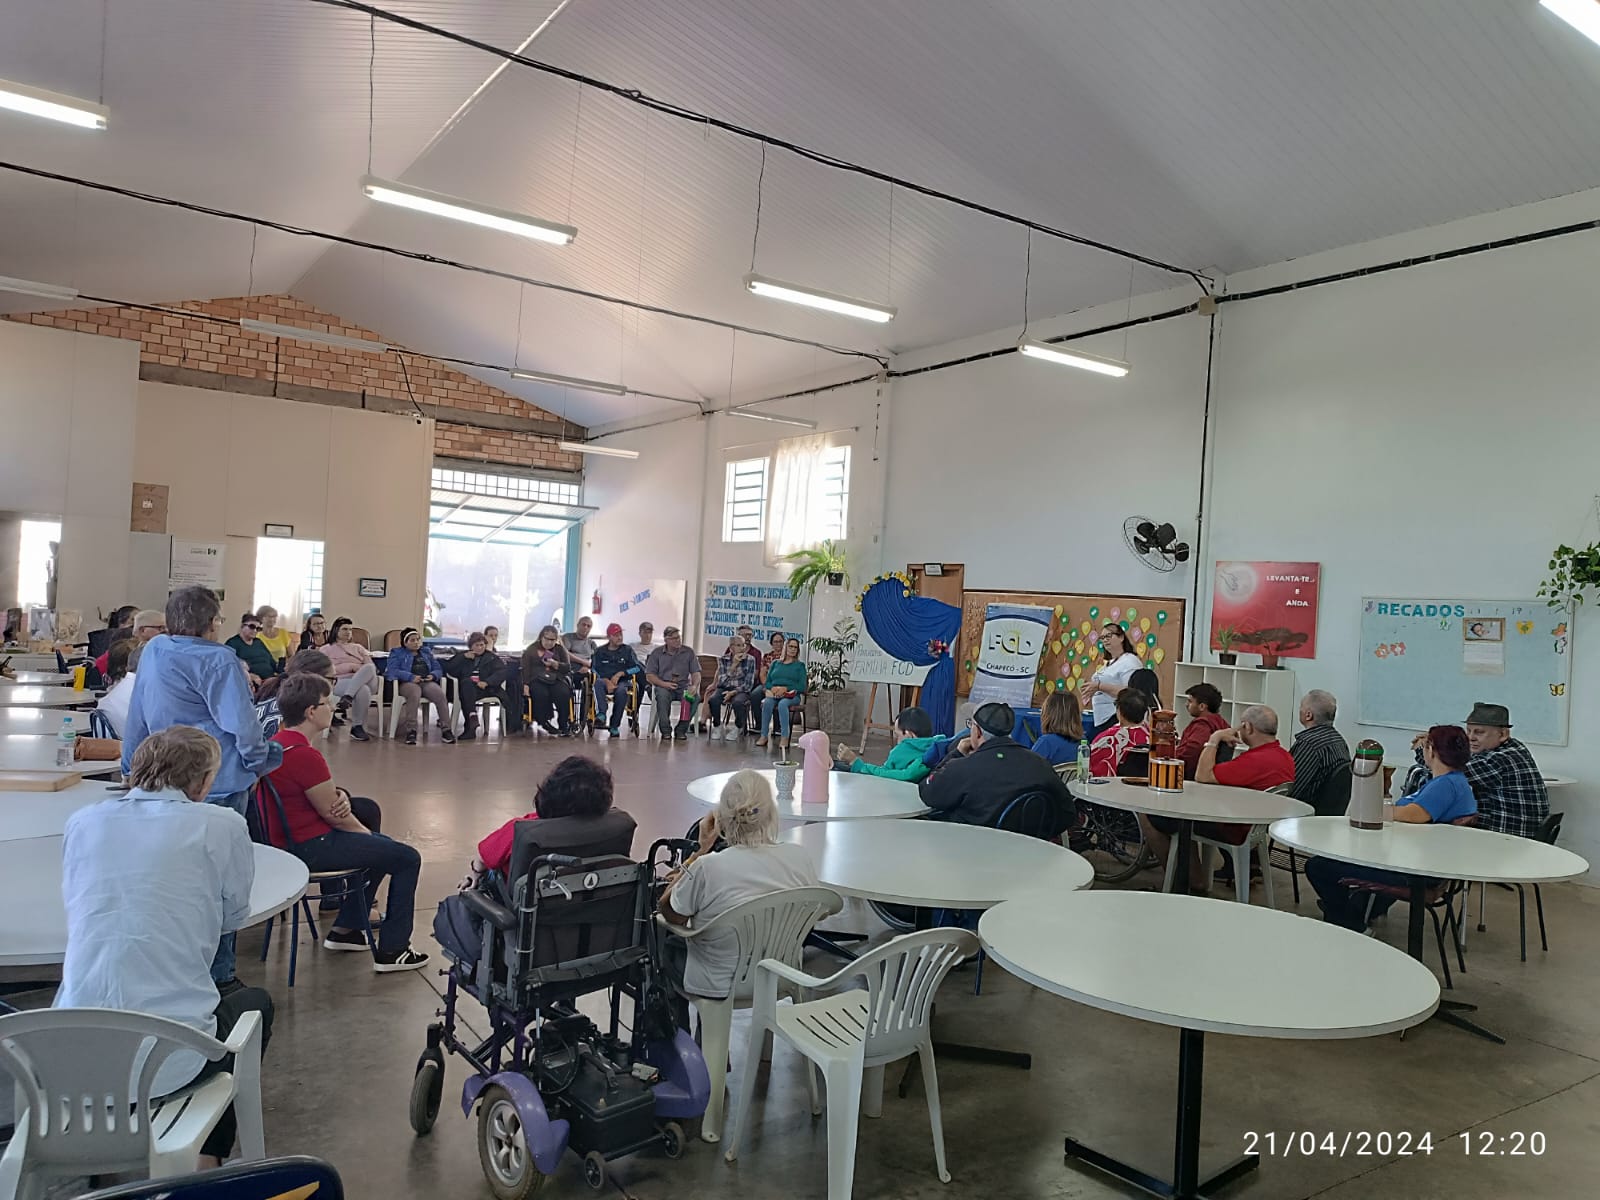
[959,591,1187,708]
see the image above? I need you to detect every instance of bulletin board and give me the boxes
[958,591,1186,708]
[1358,597,1571,746]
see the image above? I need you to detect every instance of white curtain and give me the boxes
[764,433,833,566]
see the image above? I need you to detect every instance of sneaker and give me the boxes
[539,722,559,736]
[458,727,477,742]
[331,714,346,728]
[440,729,457,744]
[404,731,417,745]
[726,726,742,742]
[373,947,430,973]
[674,726,690,740]
[607,726,621,737]
[349,725,370,742]
[323,928,370,953]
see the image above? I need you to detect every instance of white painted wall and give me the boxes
[0,322,139,620]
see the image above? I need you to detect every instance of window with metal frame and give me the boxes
[722,457,769,543]
[816,445,851,541]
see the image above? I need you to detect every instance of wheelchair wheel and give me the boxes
[408,1049,445,1135]
[868,901,916,932]
[477,1084,548,1200]
[660,1120,687,1159]
[583,1150,607,1190]
[1078,801,1155,884]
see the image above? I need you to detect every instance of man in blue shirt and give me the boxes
[120,585,283,983]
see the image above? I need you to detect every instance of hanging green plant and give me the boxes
[780,540,850,599]
[1538,543,1600,608]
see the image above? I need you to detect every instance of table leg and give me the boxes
[1064,1028,1258,1200]
[1405,877,1505,1045]
[1171,821,1195,897]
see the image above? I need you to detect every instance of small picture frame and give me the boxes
[1463,617,1504,643]
[358,577,387,598]
[263,523,294,538]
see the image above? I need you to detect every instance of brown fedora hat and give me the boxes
[1463,702,1511,728]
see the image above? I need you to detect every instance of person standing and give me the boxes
[120,586,284,986]
[1080,622,1143,741]
[58,726,274,1168]
[645,626,701,742]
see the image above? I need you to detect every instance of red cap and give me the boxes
[606,623,624,636]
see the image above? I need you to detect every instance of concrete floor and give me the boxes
[19,726,1600,1199]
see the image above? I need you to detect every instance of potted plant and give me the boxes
[780,540,849,599]
[1538,543,1600,609]
[1213,624,1240,666]
[1235,627,1307,669]
[806,616,861,736]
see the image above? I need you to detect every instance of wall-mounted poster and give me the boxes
[968,603,1052,707]
[169,539,227,598]
[701,580,810,649]
[1211,561,1320,658]
[358,577,388,599]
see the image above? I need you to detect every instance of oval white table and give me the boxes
[0,778,128,841]
[0,836,310,976]
[1071,778,1312,894]
[0,734,120,778]
[1269,816,1589,1043]
[4,672,73,686]
[981,892,1439,1200]
[687,768,929,822]
[786,819,1094,1079]
[0,686,98,709]
[0,709,90,736]
[0,653,65,673]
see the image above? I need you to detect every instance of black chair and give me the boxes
[1513,811,1563,962]
[77,1157,344,1200]
[1274,762,1354,902]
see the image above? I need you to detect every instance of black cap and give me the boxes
[972,702,1014,737]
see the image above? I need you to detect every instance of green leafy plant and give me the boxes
[806,616,859,691]
[1538,543,1600,609]
[1213,624,1240,653]
[780,540,850,599]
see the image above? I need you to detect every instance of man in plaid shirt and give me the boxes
[1400,702,1548,838]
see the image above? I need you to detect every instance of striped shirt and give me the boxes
[1290,722,1350,805]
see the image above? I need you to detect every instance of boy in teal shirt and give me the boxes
[834,707,938,782]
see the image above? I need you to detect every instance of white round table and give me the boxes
[0,686,97,709]
[0,653,65,673]
[0,778,126,841]
[0,735,120,778]
[787,819,1094,1077]
[0,837,310,972]
[4,672,72,685]
[1071,778,1311,893]
[981,892,1438,1200]
[1269,816,1588,1042]
[687,769,929,822]
[0,710,90,736]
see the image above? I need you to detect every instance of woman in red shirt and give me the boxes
[264,674,429,973]
[469,755,623,880]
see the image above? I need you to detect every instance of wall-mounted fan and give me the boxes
[1123,516,1191,573]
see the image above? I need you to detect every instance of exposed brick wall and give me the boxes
[6,294,583,473]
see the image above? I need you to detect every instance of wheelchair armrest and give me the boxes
[461,888,518,932]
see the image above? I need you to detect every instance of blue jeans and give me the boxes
[596,677,631,731]
[1305,857,1418,931]
[761,695,797,738]
[293,831,421,954]
[208,789,252,982]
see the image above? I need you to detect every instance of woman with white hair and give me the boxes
[658,769,818,1000]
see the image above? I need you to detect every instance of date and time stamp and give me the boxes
[1243,1130,1547,1158]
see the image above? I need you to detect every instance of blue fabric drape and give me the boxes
[859,577,962,735]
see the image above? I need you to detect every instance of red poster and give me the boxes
[1210,561,1320,659]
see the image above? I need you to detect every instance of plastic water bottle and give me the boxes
[1076,737,1092,783]
[55,715,77,767]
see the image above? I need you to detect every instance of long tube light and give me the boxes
[1542,0,1600,47]
[0,275,79,301]
[744,273,895,324]
[558,440,640,460]
[510,368,626,396]
[362,176,577,246]
[728,407,819,430]
[0,78,108,130]
[1017,338,1130,378]
[239,318,391,354]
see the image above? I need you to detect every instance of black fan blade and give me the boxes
[1172,543,1191,563]
[1153,522,1176,547]
[1135,520,1156,540]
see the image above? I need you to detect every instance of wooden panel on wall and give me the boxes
[130,483,168,533]
[959,590,1187,709]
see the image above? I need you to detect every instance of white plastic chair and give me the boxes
[1163,782,1293,906]
[0,1007,265,1200]
[386,674,456,739]
[660,886,842,1144]
[723,927,980,1199]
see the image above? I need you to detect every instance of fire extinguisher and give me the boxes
[592,576,603,616]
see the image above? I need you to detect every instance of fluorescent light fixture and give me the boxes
[362,176,577,246]
[510,368,627,396]
[744,273,895,323]
[0,78,108,129]
[1017,338,1130,378]
[1542,0,1600,46]
[0,275,79,301]
[728,407,819,430]
[239,318,391,355]
[559,440,640,460]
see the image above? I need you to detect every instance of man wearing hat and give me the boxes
[1400,703,1548,839]
[591,623,643,737]
[919,701,1075,831]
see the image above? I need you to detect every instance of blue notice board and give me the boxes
[1357,598,1571,746]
